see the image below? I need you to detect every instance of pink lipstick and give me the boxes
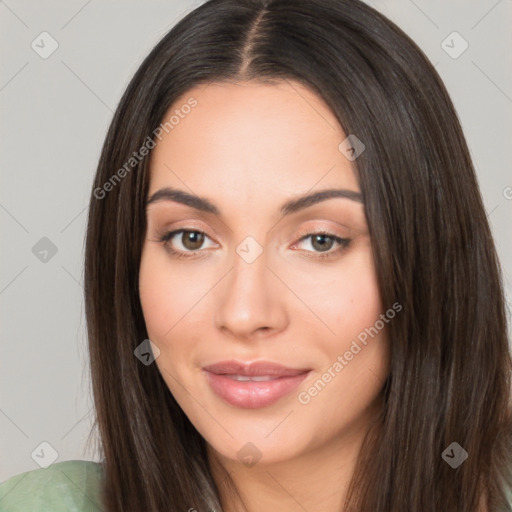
[203,360,311,409]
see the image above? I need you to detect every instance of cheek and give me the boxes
[295,257,389,444]
[329,262,382,339]
[138,262,173,340]
[299,247,389,394]
[138,247,207,340]
[294,246,383,342]
[138,250,198,396]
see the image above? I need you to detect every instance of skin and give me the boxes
[138,80,391,512]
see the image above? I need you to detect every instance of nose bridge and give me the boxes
[213,237,286,338]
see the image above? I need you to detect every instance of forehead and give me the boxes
[148,80,360,204]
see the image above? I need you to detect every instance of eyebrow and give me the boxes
[145,187,363,216]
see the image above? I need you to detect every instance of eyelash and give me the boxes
[156,229,351,261]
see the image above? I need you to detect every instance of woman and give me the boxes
[1,0,511,511]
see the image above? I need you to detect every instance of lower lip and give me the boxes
[204,371,310,409]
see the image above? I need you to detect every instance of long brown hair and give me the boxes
[84,0,512,510]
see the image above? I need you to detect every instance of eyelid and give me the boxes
[291,223,350,244]
[293,224,347,240]
[153,217,217,241]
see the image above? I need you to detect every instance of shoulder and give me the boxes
[0,459,104,512]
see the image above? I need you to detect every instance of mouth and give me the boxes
[202,360,311,409]
[221,374,288,381]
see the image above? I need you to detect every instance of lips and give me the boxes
[202,360,311,409]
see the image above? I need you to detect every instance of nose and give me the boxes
[213,246,289,341]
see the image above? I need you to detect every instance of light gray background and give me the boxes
[1,0,511,481]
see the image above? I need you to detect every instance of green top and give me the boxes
[0,460,104,512]
[2,459,512,510]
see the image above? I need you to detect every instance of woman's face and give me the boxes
[139,80,391,467]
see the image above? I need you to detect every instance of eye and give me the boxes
[154,228,351,261]
[157,229,217,258]
[293,231,351,260]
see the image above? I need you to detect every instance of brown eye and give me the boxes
[157,229,217,258]
[180,230,205,250]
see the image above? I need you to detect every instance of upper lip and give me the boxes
[203,360,311,377]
